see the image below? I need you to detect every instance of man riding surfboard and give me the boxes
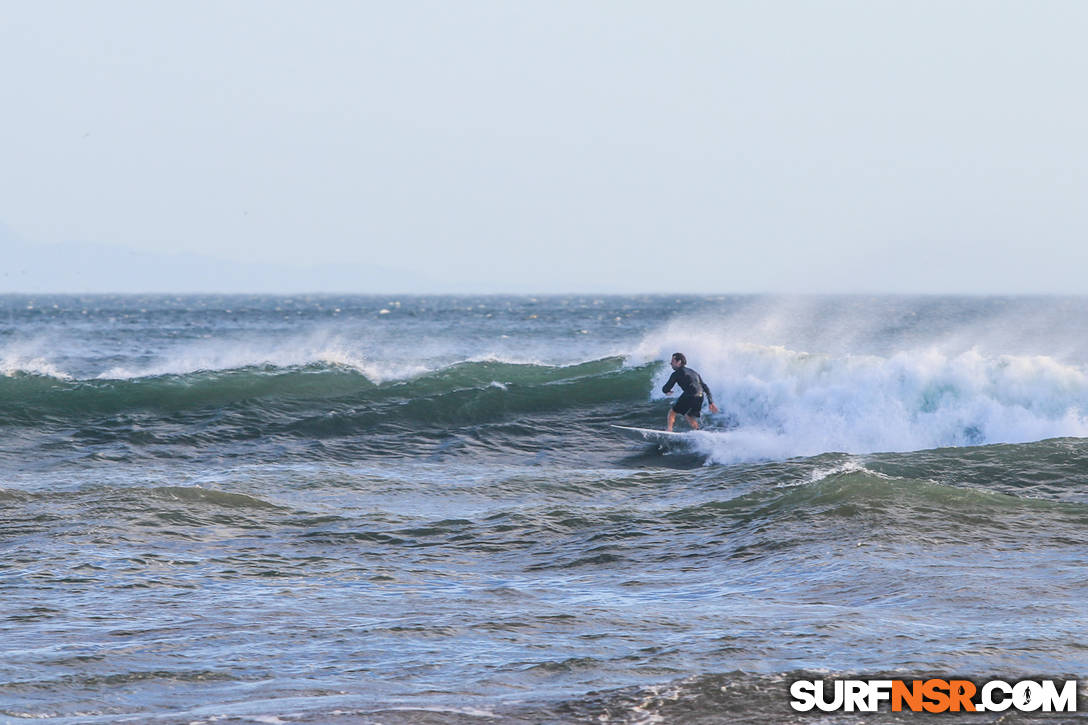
[662,352,719,431]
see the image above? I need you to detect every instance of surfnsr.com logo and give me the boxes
[790,679,1078,713]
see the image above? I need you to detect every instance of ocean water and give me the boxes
[2,294,1086,723]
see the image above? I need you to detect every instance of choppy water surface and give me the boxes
[2,295,1087,722]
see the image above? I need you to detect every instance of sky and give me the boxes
[1,1,1086,294]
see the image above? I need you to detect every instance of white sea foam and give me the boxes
[633,328,1088,463]
[0,337,72,379]
[0,355,71,379]
[91,337,594,383]
[94,331,432,383]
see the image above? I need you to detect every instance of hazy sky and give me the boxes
[2,1,1086,293]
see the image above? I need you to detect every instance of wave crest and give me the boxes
[637,338,1088,462]
[0,357,651,427]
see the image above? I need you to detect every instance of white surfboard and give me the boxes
[610,425,694,445]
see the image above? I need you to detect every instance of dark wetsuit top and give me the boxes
[662,366,714,405]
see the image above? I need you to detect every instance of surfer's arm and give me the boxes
[702,380,720,413]
[661,370,679,395]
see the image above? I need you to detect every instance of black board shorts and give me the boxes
[672,393,704,418]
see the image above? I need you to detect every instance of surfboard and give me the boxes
[610,425,693,445]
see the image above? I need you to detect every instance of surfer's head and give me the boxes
[670,352,686,369]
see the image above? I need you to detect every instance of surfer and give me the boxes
[662,352,719,431]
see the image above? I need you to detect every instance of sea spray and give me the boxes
[635,330,1088,462]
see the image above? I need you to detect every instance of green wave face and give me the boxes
[0,357,657,429]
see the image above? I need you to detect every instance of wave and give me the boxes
[633,336,1088,462]
[7,336,1088,462]
[149,485,286,510]
[664,466,1088,531]
[7,464,1084,558]
[0,357,654,429]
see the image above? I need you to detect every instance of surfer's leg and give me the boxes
[686,415,699,430]
[666,409,676,432]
